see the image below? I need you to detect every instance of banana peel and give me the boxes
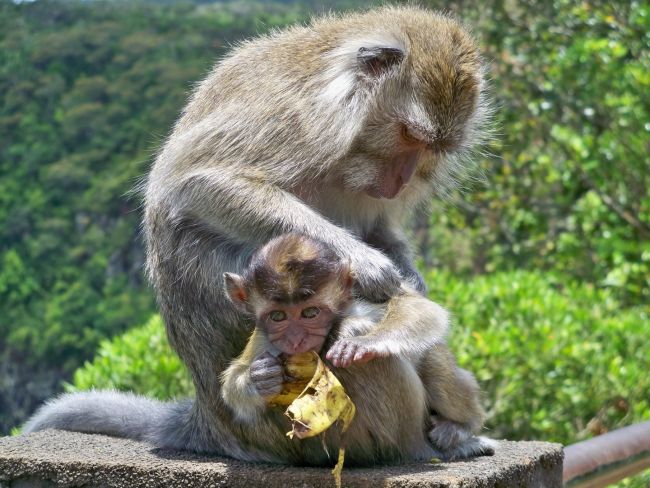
[284,354,355,441]
[267,351,355,488]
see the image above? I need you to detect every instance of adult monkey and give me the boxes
[25,6,492,462]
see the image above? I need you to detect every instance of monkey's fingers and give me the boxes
[252,354,282,369]
[352,250,402,303]
[327,339,370,368]
[255,378,284,397]
[250,363,283,378]
[339,342,360,368]
[351,348,378,364]
[325,340,350,368]
[250,362,284,391]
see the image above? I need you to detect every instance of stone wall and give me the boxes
[0,430,563,487]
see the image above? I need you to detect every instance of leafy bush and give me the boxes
[3,3,648,486]
[426,270,649,446]
[0,0,319,433]
[68,315,193,400]
[421,0,650,308]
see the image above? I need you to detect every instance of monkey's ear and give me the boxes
[357,47,404,77]
[339,260,355,296]
[224,272,248,310]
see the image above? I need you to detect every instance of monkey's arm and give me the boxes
[326,286,449,367]
[156,162,401,301]
[366,220,426,295]
[220,330,283,421]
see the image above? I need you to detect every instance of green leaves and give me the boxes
[426,269,650,446]
[1,0,319,433]
[421,0,650,307]
[69,315,193,400]
[1,6,648,488]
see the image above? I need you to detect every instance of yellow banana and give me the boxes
[267,351,356,488]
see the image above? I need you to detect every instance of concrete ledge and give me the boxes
[0,430,563,487]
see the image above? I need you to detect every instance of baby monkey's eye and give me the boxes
[301,307,320,319]
[269,310,287,322]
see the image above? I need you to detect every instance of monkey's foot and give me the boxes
[428,416,497,460]
[432,436,497,461]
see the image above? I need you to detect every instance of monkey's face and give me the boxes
[356,79,481,202]
[345,119,433,201]
[261,298,336,355]
[330,16,485,201]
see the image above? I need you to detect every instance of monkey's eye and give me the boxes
[269,310,287,322]
[401,124,422,145]
[301,307,320,319]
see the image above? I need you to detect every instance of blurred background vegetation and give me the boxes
[1,0,648,484]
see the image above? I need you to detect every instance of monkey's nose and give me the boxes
[289,338,305,353]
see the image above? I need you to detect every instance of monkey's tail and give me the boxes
[22,390,200,450]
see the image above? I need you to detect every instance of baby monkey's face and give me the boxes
[261,297,336,355]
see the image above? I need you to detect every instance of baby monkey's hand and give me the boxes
[326,337,386,368]
[250,352,284,397]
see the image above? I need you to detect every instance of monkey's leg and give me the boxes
[418,344,497,459]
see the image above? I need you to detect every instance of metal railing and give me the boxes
[563,421,650,487]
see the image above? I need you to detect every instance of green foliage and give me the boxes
[2,2,648,484]
[618,469,650,487]
[426,270,649,446]
[421,0,650,307]
[69,315,193,399]
[0,0,322,433]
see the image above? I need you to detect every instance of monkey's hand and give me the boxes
[351,247,402,303]
[250,352,284,397]
[326,337,387,368]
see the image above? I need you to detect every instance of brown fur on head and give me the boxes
[308,7,489,201]
[224,233,353,316]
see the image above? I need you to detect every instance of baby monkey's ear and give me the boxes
[223,272,249,311]
[339,260,355,297]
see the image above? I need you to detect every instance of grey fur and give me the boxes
[23,391,192,446]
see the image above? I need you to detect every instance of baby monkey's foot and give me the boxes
[428,415,496,460]
[326,337,384,368]
[428,416,472,451]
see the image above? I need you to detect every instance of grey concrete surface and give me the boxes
[0,430,563,487]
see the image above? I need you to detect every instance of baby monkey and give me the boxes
[223,233,376,401]
[222,233,494,461]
